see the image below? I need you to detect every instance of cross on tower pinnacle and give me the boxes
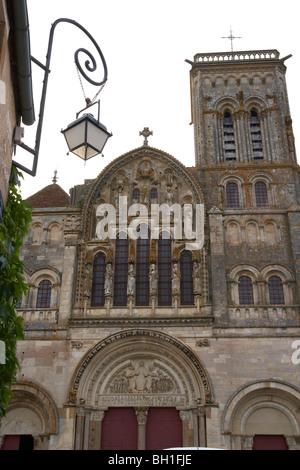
[221,26,242,52]
[139,127,153,146]
[52,169,58,184]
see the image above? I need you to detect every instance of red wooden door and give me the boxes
[1,435,20,450]
[252,435,288,450]
[101,407,138,450]
[146,408,182,450]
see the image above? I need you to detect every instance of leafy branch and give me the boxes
[0,166,32,422]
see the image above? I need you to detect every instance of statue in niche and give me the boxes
[83,263,92,298]
[193,261,201,294]
[149,263,158,295]
[164,187,174,207]
[104,263,113,296]
[140,186,149,206]
[172,262,180,295]
[127,264,135,296]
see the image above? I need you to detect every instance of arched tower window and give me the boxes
[158,233,172,306]
[136,226,150,306]
[36,280,52,308]
[132,188,140,202]
[226,182,240,208]
[255,181,268,207]
[238,276,254,305]
[113,234,129,306]
[180,250,194,305]
[91,252,106,307]
[250,110,263,159]
[268,275,284,305]
[223,111,236,160]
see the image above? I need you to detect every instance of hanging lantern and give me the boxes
[61,111,112,161]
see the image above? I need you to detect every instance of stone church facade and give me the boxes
[1,49,300,450]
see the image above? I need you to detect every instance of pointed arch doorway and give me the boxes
[68,330,213,450]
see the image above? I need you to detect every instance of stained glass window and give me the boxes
[226,182,240,208]
[238,276,254,305]
[113,235,129,306]
[180,251,194,305]
[255,181,268,207]
[36,280,51,308]
[136,229,150,306]
[91,252,106,307]
[268,276,284,305]
[158,234,172,306]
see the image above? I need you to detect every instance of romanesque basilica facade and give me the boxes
[1,49,300,450]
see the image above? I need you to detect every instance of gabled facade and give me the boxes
[1,49,300,451]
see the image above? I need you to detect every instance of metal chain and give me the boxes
[76,63,105,105]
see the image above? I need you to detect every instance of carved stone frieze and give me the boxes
[108,360,175,394]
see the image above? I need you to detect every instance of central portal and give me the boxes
[101,407,182,450]
[70,330,213,449]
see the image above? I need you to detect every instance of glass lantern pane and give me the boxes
[63,120,86,151]
[87,121,110,152]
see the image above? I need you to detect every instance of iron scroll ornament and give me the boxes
[12,18,108,176]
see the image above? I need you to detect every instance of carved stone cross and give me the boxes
[139,127,153,146]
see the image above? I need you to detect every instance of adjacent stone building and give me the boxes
[0,0,35,219]
[1,49,300,450]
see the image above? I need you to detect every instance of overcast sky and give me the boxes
[18,0,300,199]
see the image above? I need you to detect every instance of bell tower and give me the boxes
[187,49,300,322]
[187,49,296,168]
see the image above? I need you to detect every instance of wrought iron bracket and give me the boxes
[12,18,108,176]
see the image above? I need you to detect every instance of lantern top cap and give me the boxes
[63,113,109,132]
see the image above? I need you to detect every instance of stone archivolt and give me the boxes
[68,329,213,409]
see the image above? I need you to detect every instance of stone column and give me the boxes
[208,207,227,320]
[135,408,149,450]
[59,234,78,327]
[75,408,85,450]
[198,406,207,447]
[179,410,194,447]
[88,410,105,450]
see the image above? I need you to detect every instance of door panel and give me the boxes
[101,407,138,450]
[253,435,288,450]
[146,408,182,450]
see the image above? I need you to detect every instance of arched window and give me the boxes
[158,233,172,306]
[226,182,240,208]
[255,181,268,207]
[223,111,236,160]
[180,251,194,305]
[132,188,140,202]
[150,188,158,200]
[268,275,284,305]
[238,276,254,305]
[36,280,52,308]
[250,110,263,159]
[113,234,129,306]
[91,252,106,307]
[136,227,150,306]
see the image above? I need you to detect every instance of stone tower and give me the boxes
[187,49,300,325]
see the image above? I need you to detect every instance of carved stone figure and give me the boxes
[149,263,158,295]
[127,264,135,296]
[104,263,113,296]
[193,261,201,294]
[172,262,180,295]
[127,361,156,392]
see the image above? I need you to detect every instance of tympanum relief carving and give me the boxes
[107,360,176,394]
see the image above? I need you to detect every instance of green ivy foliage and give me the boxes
[0,166,32,422]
